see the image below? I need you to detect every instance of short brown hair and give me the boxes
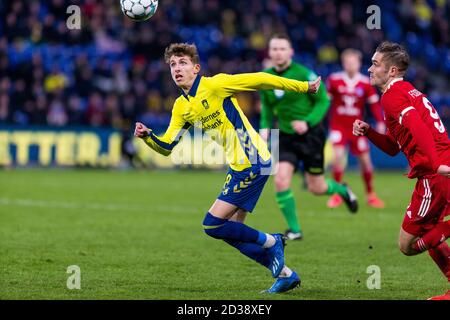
[341,48,362,61]
[164,43,200,64]
[269,33,292,47]
[375,41,410,75]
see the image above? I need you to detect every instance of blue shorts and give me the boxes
[217,165,270,212]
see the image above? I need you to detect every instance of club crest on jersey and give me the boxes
[355,87,364,97]
[201,99,209,109]
[274,89,285,98]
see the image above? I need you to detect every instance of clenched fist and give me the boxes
[307,76,321,94]
[292,120,308,135]
[353,119,370,136]
[134,122,150,138]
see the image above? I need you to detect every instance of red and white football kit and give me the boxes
[367,78,450,236]
[327,72,384,155]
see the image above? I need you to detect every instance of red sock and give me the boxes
[333,167,343,183]
[362,170,373,194]
[412,221,450,252]
[428,242,450,282]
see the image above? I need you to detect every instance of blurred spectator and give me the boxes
[31,94,48,124]
[414,0,433,29]
[317,42,339,64]
[47,98,68,126]
[44,65,69,94]
[85,92,105,127]
[67,94,85,125]
[0,93,10,124]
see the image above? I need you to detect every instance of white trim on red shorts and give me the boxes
[418,179,432,217]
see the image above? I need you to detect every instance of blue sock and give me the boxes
[203,212,267,245]
[223,239,271,269]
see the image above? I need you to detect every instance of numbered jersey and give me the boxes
[327,72,382,130]
[381,78,450,178]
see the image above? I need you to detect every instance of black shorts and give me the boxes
[278,125,326,175]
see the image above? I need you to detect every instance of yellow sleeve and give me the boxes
[142,102,191,156]
[210,72,309,97]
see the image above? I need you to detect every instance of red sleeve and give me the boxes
[366,84,383,122]
[400,108,441,171]
[381,89,411,121]
[366,127,400,156]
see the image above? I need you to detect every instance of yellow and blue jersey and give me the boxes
[143,72,309,172]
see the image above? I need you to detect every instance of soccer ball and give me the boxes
[120,0,158,21]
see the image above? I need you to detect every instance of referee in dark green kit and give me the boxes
[259,34,358,241]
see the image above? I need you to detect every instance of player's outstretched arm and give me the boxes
[353,119,400,156]
[212,72,318,96]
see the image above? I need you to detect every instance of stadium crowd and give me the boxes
[0,0,449,131]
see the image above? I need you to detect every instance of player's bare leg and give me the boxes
[229,209,247,222]
[305,173,358,213]
[209,199,242,220]
[358,152,385,208]
[274,162,295,192]
[399,221,450,255]
[305,173,328,194]
[328,145,346,208]
[274,162,303,240]
[398,227,420,256]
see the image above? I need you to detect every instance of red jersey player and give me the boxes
[327,49,385,209]
[354,42,450,300]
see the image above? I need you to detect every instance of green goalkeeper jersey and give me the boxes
[259,62,330,134]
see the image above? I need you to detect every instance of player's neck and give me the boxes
[345,71,359,79]
[382,76,403,93]
[180,79,196,96]
[274,60,292,73]
[181,86,191,95]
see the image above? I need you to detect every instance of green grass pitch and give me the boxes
[0,168,447,300]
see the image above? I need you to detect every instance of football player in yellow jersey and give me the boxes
[134,43,320,293]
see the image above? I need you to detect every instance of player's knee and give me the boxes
[307,181,326,195]
[274,175,290,191]
[202,212,225,239]
[398,242,415,256]
[307,184,320,195]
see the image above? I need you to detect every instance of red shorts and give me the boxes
[329,127,369,156]
[402,174,450,237]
